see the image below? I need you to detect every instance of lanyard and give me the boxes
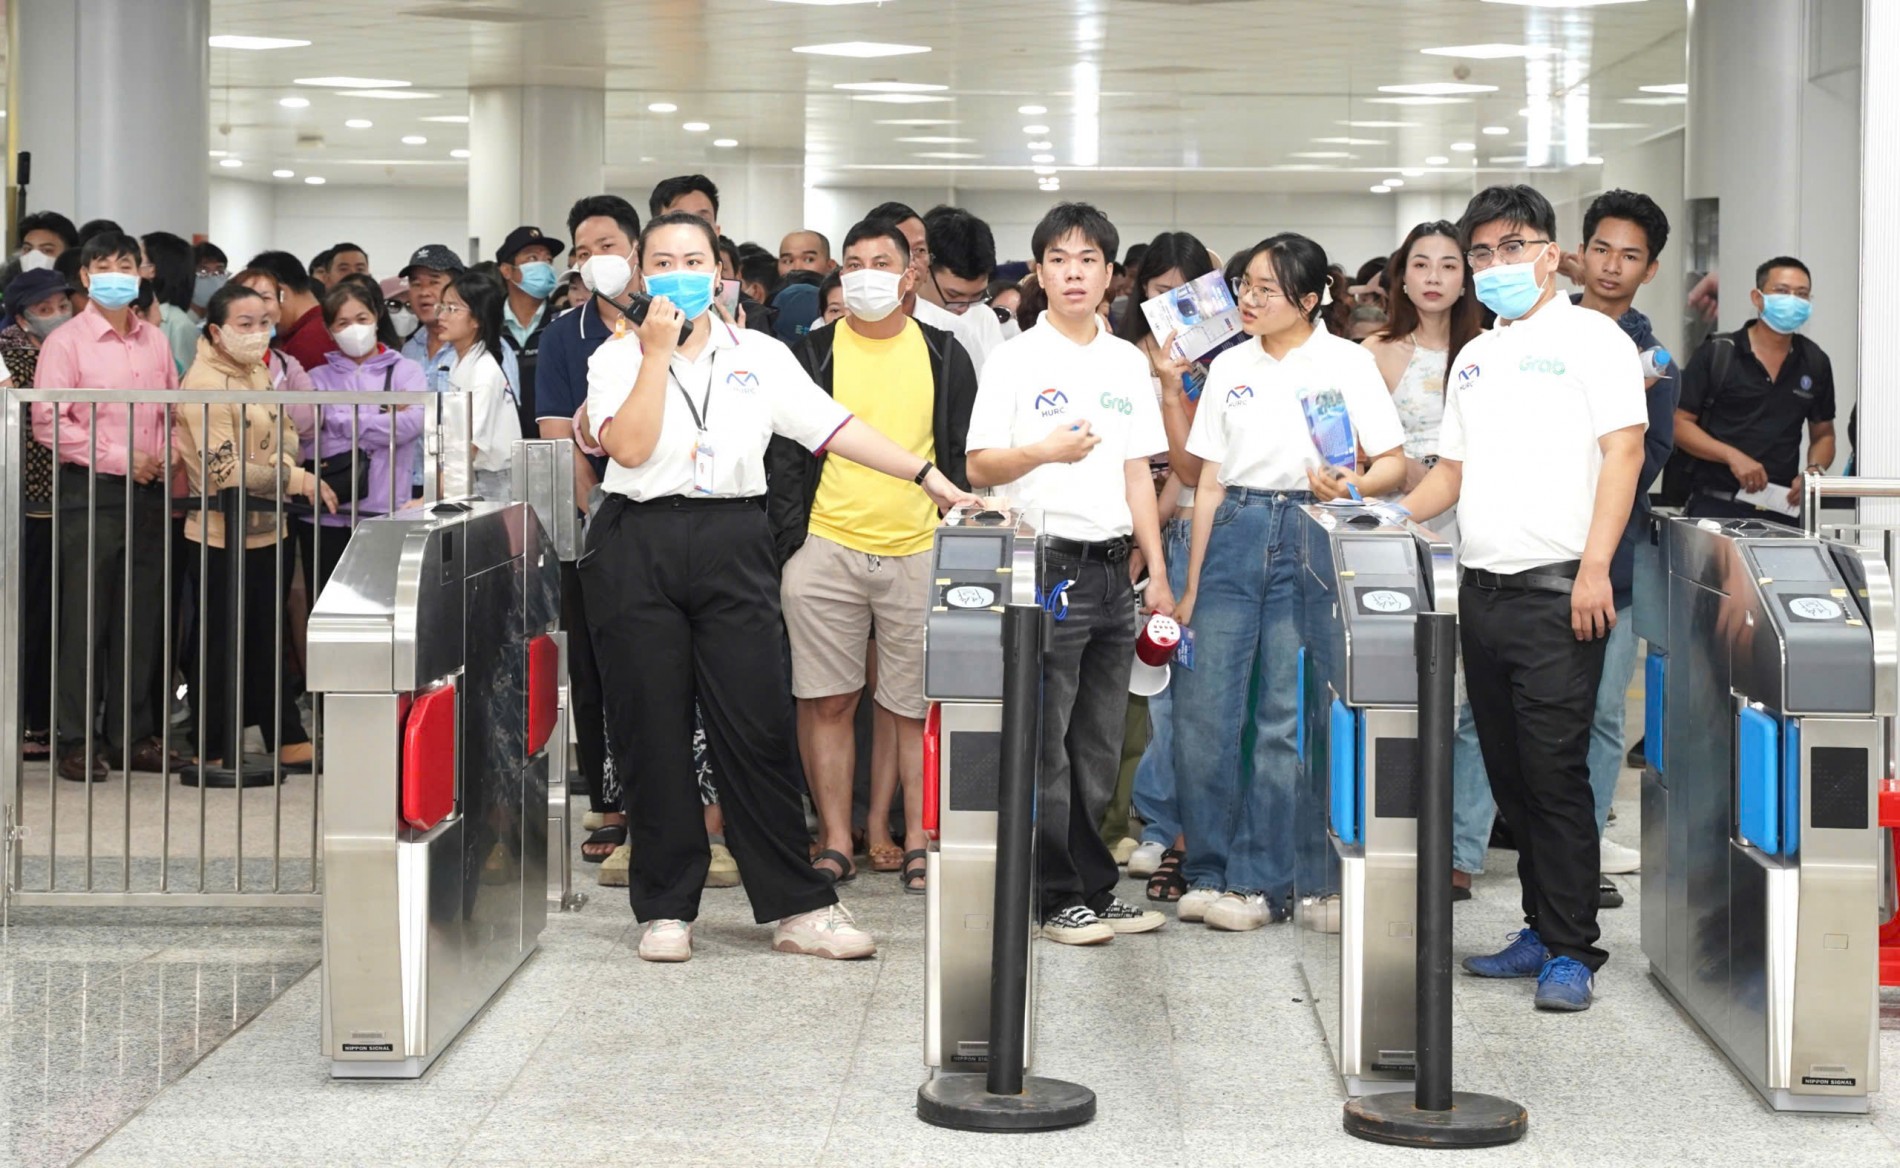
[668,356,715,432]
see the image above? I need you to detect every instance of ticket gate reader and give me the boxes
[921,506,1041,1077]
[308,500,564,1079]
[1641,516,1894,1113]
[1294,502,1456,1097]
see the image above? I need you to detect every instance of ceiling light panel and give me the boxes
[1366,96,1473,106]
[794,42,932,57]
[210,35,310,50]
[1420,43,1555,59]
[348,90,439,100]
[1640,83,1689,94]
[853,94,951,104]
[295,76,409,88]
[1312,137,1386,145]
[1377,82,1499,96]
[833,81,948,92]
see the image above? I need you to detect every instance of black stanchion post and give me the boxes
[917,602,1096,1133]
[1344,609,1527,1148]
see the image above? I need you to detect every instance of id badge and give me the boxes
[692,433,716,495]
[1174,626,1196,671]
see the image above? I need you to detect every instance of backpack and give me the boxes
[1656,334,1736,507]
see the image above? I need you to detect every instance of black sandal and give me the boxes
[1146,847,1187,903]
[580,824,626,864]
[901,849,927,895]
[22,731,49,760]
[813,847,857,884]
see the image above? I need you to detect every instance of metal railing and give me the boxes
[2,386,461,909]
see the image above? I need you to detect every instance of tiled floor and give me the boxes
[20,759,1896,1168]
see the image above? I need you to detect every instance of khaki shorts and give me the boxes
[781,534,930,720]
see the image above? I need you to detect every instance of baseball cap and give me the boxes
[399,244,466,279]
[495,226,565,266]
[379,275,410,302]
[770,282,820,344]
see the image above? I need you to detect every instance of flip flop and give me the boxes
[812,847,857,884]
[581,824,627,864]
[901,849,927,895]
[868,843,904,872]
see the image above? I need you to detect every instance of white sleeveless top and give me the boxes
[1389,340,1448,460]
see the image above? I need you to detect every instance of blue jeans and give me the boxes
[1171,490,1308,899]
[1131,518,1189,847]
[1586,607,1639,836]
[1451,700,1493,874]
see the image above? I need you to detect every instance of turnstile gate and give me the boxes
[1294,502,1455,1097]
[921,506,1041,1077]
[307,499,563,1079]
[1640,516,1893,1113]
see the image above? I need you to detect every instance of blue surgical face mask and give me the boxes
[1472,256,1547,321]
[1760,292,1812,335]
[515,260,558,301]
[193,271,229,309]
[643,269,717,320]
[87,271,139,311]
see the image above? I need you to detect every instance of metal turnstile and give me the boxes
[1641,515,1893,1113]
[1294,502,1455,1097]
[921,506,1041,1077]
[308,499,563,1079]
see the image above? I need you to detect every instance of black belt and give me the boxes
[1465,560,1581,595]
[1694,486,1737,504]
[615,493,764,512]
[1042,534,1131,563]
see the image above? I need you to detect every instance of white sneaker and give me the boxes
[1600,836,1641,875]
[597,843,630,888]
[1300,894,1342,935]
[1095,896,1166,934]
[705,842,740,888]
[1041,905,1114,945]
[1110,836,1139,865]
[1178,886,1222,922]
[774,903,876,959]
[1205,891,1270,932]
[637,919,692,962]
[1127,841,1166,878]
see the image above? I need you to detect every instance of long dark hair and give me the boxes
[141,231,195,312]
[1375,220,1483,387]
[1113,230,1216,346]
[447,268,507,369]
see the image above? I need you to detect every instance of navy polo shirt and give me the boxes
[533,299,614,478]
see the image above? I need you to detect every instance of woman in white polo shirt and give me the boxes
[583,212,976,965]
[1170,233,1407,932]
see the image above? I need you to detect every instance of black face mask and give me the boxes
[593,289,693,345]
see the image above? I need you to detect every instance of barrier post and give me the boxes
[916,602,1095,1133]
[1344,610,1527,1147]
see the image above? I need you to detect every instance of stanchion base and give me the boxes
[184,756,286,789]
[1343,1091,1527,1148]
[917,1074,1096,1133]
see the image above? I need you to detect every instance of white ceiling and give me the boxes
[203,0,1689,194]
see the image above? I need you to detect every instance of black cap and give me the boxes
[4,268,74,325]
[495,226,565,266]
[399,244,467,279]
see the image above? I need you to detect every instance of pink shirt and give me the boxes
[31,302,179,476]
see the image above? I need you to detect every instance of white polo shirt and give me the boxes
[914,294,1005,376]
[586,318,850,501]
[1439,293,1646,574]
[1187,325,1406,491]
[965,315,1166,542]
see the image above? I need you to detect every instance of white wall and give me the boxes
[209,178,468,276]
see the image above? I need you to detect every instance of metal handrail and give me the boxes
[1804,477,1900,536]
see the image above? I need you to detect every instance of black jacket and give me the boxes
[766,319,977,565]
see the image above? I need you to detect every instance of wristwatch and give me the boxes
[913,459,935,485]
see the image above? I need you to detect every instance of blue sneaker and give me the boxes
[1461,929,1550,978]
[1534,956,1595,1011]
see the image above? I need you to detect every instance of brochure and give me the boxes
[1300,386,1357,470]
[1141,270,1243,363]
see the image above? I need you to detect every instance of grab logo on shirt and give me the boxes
[1098,392,1134,416]
[1226,384,1255,406]
[725,370,760,391]
[1517,355,1568,377]
[1035,389,1070,417]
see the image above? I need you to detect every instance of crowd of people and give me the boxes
[5,174,1841,1004]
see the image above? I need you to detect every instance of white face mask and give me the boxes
[335,321,380,359]
[841,268,903,322]
[580,253,633,300]
[388,307,419,338]
[17,249,54,273]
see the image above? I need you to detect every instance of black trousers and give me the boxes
[20,515,52,732]
[580,494,834,925]
[1461,581,1608,970]
[293,520,352,607]
[197,538,309,760]
[559,559,616,814]
[55,472,168,751]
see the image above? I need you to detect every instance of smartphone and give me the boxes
[717,279,741,317]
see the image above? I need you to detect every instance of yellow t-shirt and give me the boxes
[807,319,939,556]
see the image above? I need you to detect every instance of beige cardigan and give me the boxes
[176,336,312,549]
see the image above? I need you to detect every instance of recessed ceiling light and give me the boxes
[648,102,677,113]
[450,148,470,159]
[1339,120,1418,128]
[1385,178,1405,187]
[1588,121,1649,130]
[1401,169,1424,177]
[1421,43,1555,59]
[1366,96,1473,106]
[401,135,427,145]
[210,35,310,50]
[208,149,229,158]
[914,151,979,159]
[876,119,958,126]
[1482,0,1644,6]
[1450,141,1477,151]
[1289,151,1355,159]
[1640,83,1689,95]
[895,136,975,144]
[1026,140,1053,150]
[833,81,948,93]
[348,90,438,101]
[1584,155,1605,164]
[1313,137,1387,146]
[295,76,409,88]
[218,158,243,168]
[1620,96,1686,106]
[272,169,295,178]
[713,138,739,148]
[852,93,951,104]
[1489,155,1528,164]
[1031,153,1055,163]
[1425,155,1450,165]
[794,41,931,58]
[683,121,711,131]
[1378,82,1498,96]
[345,118,373,128]
[1371,185,1392,194]
[1019,104,1047,115]
[304,176,326,185]
[1482,126,1510,136]
[278,96,310,109]
[1034,166,1057,176]
[421,115,470,124]
[1023,124,1050,135]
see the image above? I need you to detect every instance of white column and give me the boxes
[7,0,209,235]
[1859,0,1897,481]
[708,148,805,246]
[467,86,603,263]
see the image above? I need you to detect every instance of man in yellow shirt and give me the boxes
[770,218,978,894]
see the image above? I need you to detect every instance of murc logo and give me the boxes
[1035,389,1070,416]
[726,370,760,390]
[1227,384,1255,405]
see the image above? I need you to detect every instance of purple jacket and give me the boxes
[303,346,428,527]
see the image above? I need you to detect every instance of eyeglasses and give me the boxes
[1465,239,1551,269]
[1230,276,1286,305]
[435,302,467,316]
